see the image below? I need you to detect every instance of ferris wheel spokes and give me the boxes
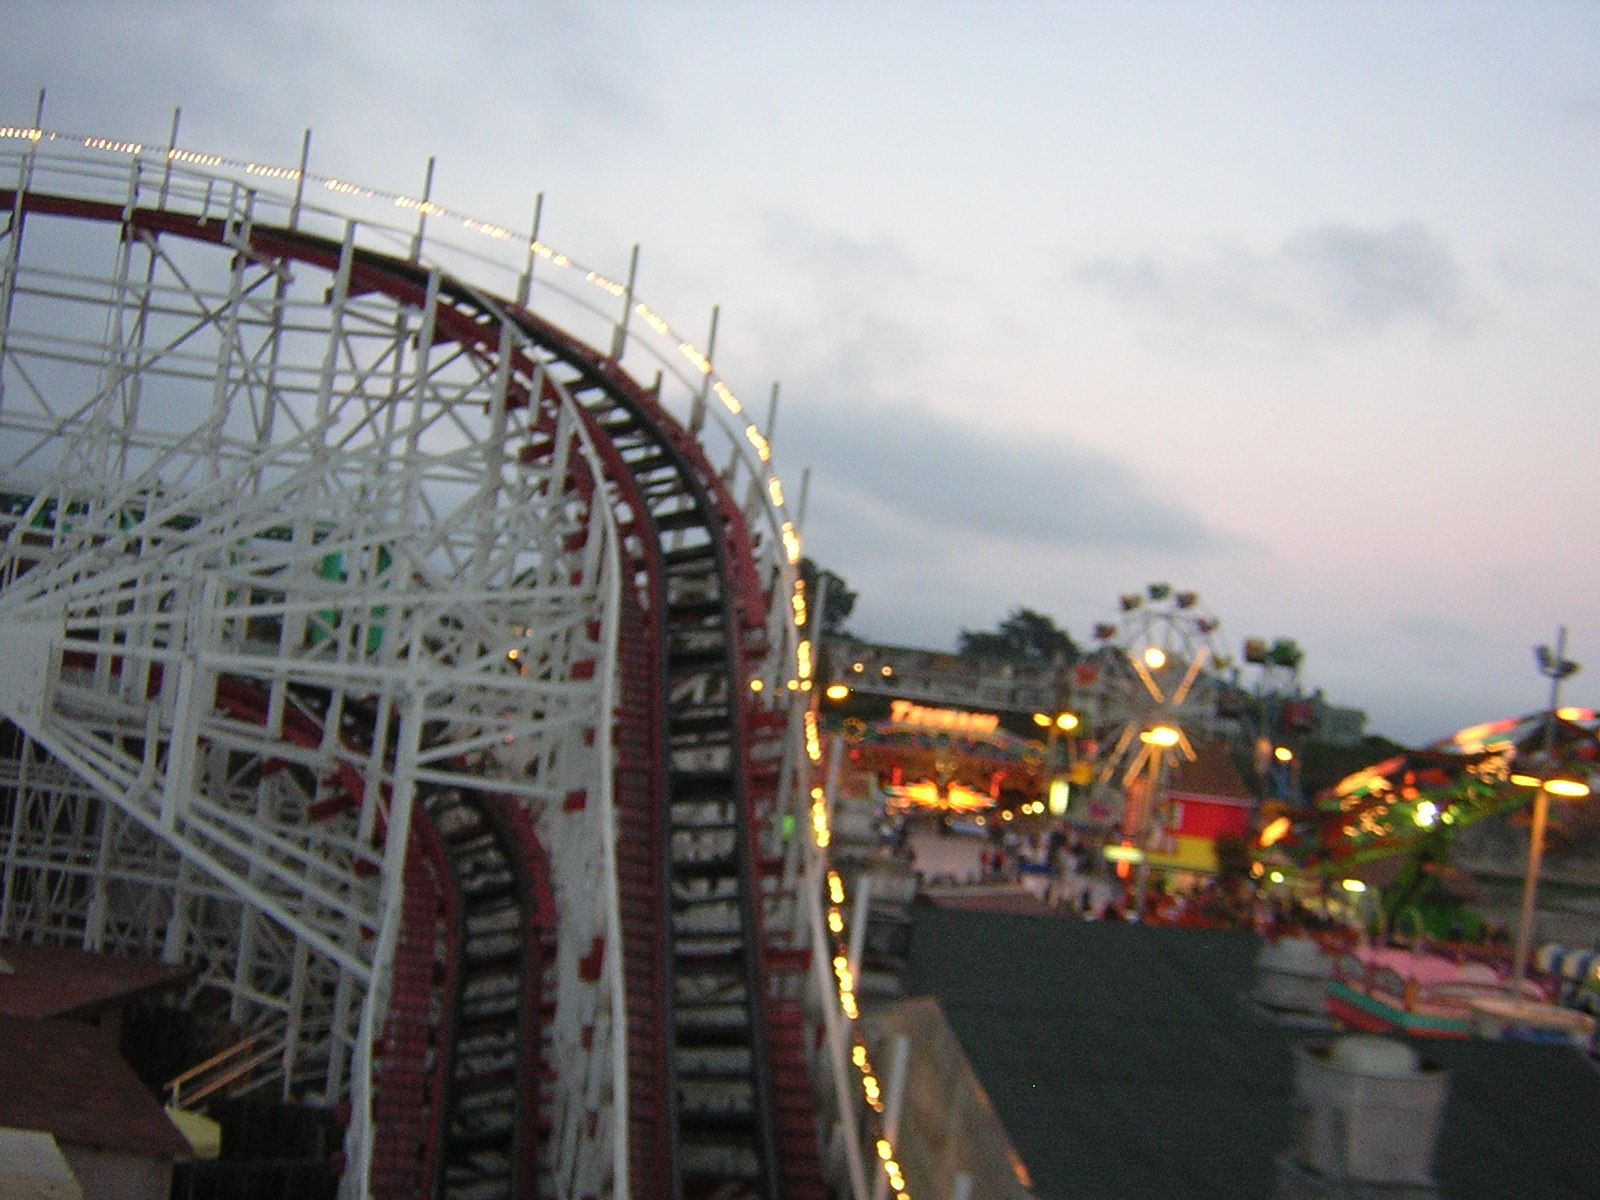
[1130,654,1167,705]
[1085,584,1223,823]
[1097,723,1140,789]
[1170,644,1210,707]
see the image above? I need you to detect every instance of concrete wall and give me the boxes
[57,1147,169,1200]
[0,1129,84,1200]
[867,996,1036,1200]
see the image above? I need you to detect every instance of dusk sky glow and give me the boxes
[6,2,1599,744]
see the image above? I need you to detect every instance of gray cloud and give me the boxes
[1293,224,1468,330]
[782,394,1228,556]
[1493,246,1599,300]
[3,4,652,180]
[1068,221,1472,341]
[748,213,1232,568]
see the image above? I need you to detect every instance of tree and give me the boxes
[958,607,1079,666]
[798,557,856,637]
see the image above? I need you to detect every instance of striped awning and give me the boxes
[1537,943,1600,985]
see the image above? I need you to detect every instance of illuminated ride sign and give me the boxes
[887,699,1000,735]
[837,697,1046,809]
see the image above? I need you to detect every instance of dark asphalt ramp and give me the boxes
[902,902,1600,1200]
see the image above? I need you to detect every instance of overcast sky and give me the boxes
[5,2,1599,744]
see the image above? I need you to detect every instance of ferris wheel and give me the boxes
[1083,584,1224,833]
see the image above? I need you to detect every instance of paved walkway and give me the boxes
[903,906,1600,1200]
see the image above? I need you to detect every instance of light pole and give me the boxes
[1270,744,1300,805]
[1130,725,1179,917]
[1034,710,1079,815]
[1511,627,1583,984]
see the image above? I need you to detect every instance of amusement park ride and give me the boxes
[0,120,890,1199]
[1085,586,1223,795]
[9,118,1582,1200]
[1079,586,1228,904]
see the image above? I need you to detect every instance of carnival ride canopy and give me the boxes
[845,720,1052,810]
[1312,708,1600,870]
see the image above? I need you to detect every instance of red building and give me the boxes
[1138,741,1257,875]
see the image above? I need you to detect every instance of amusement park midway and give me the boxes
[7,4,1600,744]
[4,7,1600,1200]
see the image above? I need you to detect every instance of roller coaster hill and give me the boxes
[0,130,898,1199]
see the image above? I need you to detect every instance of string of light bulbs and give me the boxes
[0,123,799,568]
[5,115,866,1191]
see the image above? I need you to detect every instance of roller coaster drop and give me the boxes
[0,132,876,1198]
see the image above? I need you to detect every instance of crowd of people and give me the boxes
[881,809,1326,928]
[919,816,1297,929]
[971,822,1129,917]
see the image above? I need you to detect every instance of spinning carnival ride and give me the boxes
[0,132,867,1199]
